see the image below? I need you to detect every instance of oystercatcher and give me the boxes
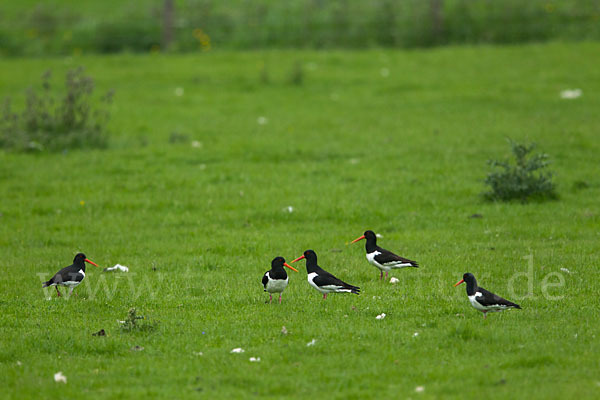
[351,230,418,281]
[262,256,298,304]
[291,250,360,299]
[454,273,521,319]
[42,253,99,297]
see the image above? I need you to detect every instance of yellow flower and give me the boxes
[193,28,211,52]
[80,200,85,206]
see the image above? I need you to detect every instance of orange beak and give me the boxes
[351,234,365,244]
[453,279,465,287]
[284,262,298,272]
[291,255,305,263]
[85,258,100,267]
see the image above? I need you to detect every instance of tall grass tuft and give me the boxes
[484,139,557,202]
[0,67,113,152]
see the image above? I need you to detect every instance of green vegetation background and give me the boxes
[1,41,599,398]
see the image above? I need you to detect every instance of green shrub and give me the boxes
[484,139,557,202]
[0,67,113,152]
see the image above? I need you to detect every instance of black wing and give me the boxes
[262,272,269,289]
[374,247,419,267]
[314,269,360,292]
[478,287,521,309]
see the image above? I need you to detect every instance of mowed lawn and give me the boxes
[0,42,599,399]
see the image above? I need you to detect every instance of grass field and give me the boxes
[1,42,599,399]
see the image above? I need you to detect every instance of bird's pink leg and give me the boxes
[269,294,272,304]
[380,271,383,281]
[56,286,61,297]
[323,293,328,300]
[385,271,389,281]
[279,294,282,304]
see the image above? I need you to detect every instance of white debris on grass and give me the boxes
[306,339,317,347]
[415,385,425,393]
[560,267,572,274]
[284,206,294,213]
[193,352,203,356]
[249,357,261,362]
[54,371,67,383]
[376,233,383,238]
[104,264,129,273]
[560,89,582,99]
[389,277,399,284]
[230,348,245,353]
[413,332,419,337]
[376,313,386,320]
[281,326,288,335]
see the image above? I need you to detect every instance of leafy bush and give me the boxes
[0,67,113,152]
[484,139,557,202]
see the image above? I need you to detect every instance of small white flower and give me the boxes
[415,385,425,393]
[54,371,67,383]
[560,267,571,274]
[376,313,386,320]
[175,87,184,96]
[257,116,268,125]
[191,141,202,148]
[281,326,288,335]
[380,68,390,77]
[560,89,582,99]
[284,206,294,213]
[230,348,245,353]
[16,361,22,366]
[375,233,383,238]
[413,332,419,337]
[306,339,317,347]
[193,352,203,356]
[249,357,261,362]
[389,277,399,284]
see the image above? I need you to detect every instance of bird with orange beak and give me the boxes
[262,256,298,304]
[351,230,418,281]
[42,253,100,297]
[291,250,359,299]
[454,273,521,319]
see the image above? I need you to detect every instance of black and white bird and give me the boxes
[262,256,298,304]
[291,250,360,299]
[454,273,521,319]
[351,230,418,281]
[42,253,99,297]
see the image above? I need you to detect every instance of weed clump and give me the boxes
[0,67,113,152]
[119,307,158,333]
[484,139,557,202]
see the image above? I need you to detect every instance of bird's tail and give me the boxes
[345,284,360,295]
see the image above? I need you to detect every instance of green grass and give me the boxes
[1,42,600,399]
